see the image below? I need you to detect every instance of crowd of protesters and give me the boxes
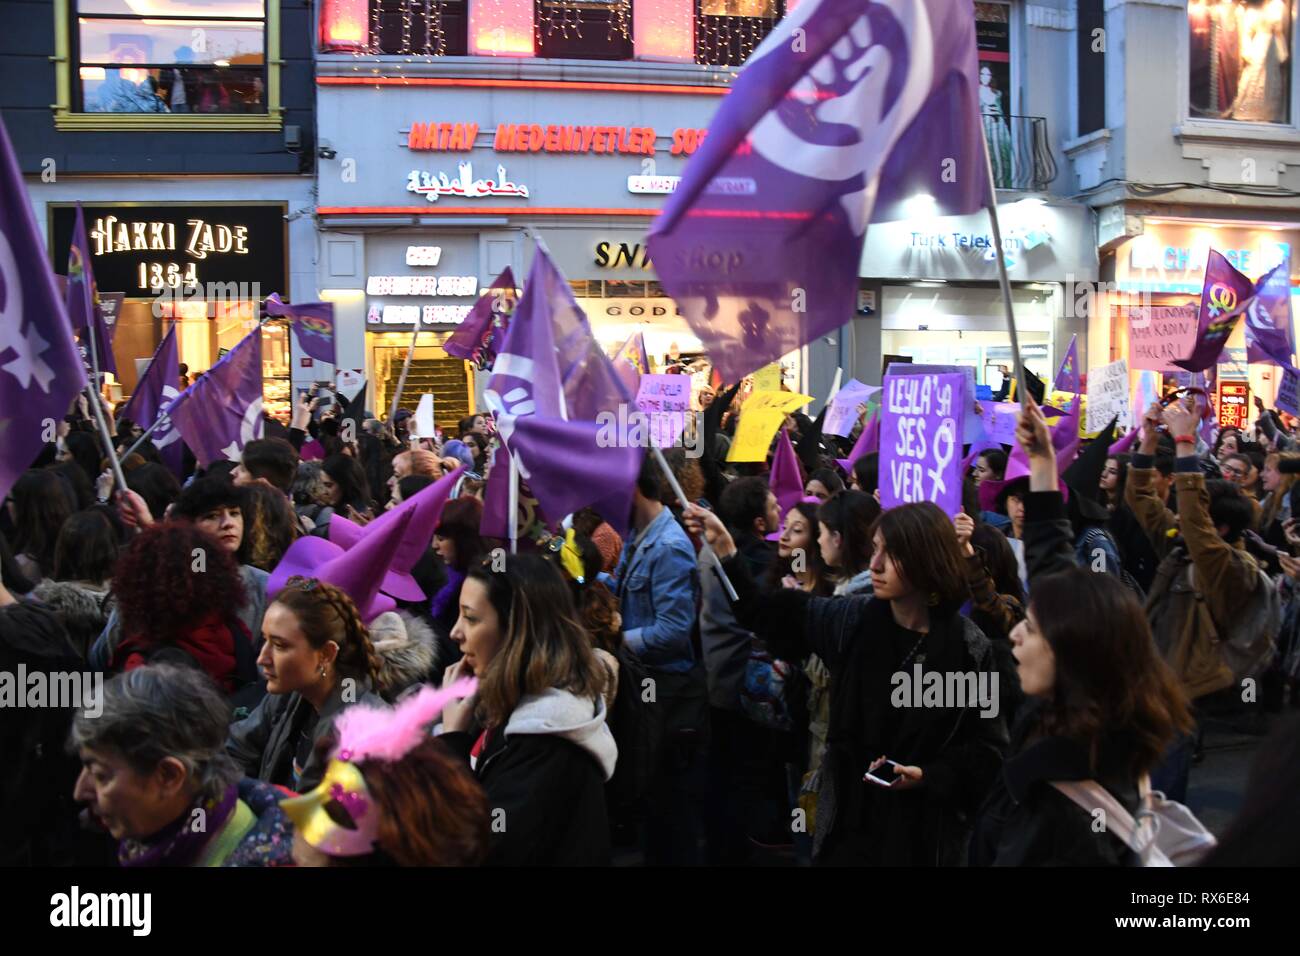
[3,376,1300,869]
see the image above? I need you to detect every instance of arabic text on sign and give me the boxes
[405,163,530,203]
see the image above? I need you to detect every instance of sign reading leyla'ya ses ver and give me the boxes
[1086,358,1131,432]
[880,373,965,517]
[635,374,691,448]
[1128,305,1198,372]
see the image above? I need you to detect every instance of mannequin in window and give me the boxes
[980,65,1012,188]
[1225,1,1289,122]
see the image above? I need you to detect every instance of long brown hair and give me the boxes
[466,554,606,728]
[1262,452,1300,529]
[1028,568,1193,778]
[271,578,384,688]
[872,502,970,613]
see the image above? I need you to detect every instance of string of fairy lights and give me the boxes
[335,0,776,67]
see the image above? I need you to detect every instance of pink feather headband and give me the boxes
[333,677,478,764]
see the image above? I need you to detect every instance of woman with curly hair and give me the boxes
[226,578,387,793]
[108,522,257,696]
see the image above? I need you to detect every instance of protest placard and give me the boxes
[880,372,965,516]
[977,402,1020,446]
[1278,366,1300,417]
[728,391,814,462]
[825,379,881,437]
[1086,359,1130,433]
[635,374,691,448]
[1128,305,1198,372]
[887,362,981,443]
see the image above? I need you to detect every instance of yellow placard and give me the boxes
[1047,391,1098,438]
[752,362,784,392]
[727,391,814,462]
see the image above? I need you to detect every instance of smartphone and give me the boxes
[864,759,902,787]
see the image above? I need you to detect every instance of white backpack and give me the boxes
[1050,776,1217,866]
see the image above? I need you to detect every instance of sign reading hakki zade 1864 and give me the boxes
[405,122,711,156]
[50,204,287,296]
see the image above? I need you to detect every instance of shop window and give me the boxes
[371,0,468,56]
[1190,0,1292,124]
[976,2,1014,187]
[535,0,632,59]
[54,0,282,130]
[695,0,779,67]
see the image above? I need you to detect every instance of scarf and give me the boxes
[430,567,466,621]
[118,783,238,868]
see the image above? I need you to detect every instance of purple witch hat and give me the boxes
[268,508,415,622]
[978,403,1081,513]
[328,466,466,601]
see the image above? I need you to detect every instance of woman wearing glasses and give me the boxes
[226,577,388,793]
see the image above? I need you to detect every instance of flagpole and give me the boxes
[388,323,420,425]
[507,445,519,555]
[651,446,738,602]
[83,310,128,494]
[977,117,1030,407]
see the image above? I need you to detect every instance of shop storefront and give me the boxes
[42,187,314,423]
[1106,217,1300,415]
[315,69,811,421]
[853,200,1098,388]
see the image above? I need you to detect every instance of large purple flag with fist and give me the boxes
[649,0,987,383]
[120,324,184,474]
[166,328,264,468]
[0,119,89,503]
[1245,257,1294,366]
[484,249,641,531]
[444,267,516,370]
[266,293,336,366]
[1174,250,1257,373]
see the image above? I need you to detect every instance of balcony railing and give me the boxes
[985,114,1058,192]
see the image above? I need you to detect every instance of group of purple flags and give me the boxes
[482,248,643,537]
[119,325,185,475]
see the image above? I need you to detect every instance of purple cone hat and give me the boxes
[268,508,415,622]
[328,466,466,602]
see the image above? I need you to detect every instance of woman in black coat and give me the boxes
[969,399,1193,866]
[439,555,616,866]
[687,500,1008,867]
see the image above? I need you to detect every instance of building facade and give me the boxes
[4,0,316,419]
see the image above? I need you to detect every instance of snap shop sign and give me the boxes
[49,203,287,297]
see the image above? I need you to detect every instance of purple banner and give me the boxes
[119,324,184,474]
[880,372,966,516]
[1173,249,1256,373]
[444,267,515,370]
[266,293,336,366]
[1245,257,1294,366]
[647,0,987,383]
[166,328,264,468]
[1053,334,1079,394]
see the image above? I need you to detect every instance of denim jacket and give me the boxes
[614,507,699,674]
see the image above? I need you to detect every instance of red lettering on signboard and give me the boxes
[1218,381,1250,430]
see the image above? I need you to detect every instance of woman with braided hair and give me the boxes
[226,577,388,793]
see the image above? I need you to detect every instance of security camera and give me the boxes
[318,146,337,160]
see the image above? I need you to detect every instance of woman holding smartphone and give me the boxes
[685,501,1008,866]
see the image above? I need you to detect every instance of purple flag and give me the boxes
[1245,257,1294,366]
[0,118,89,503]
[484,250,641,531]
[1173,250,1257,373]
[1053,334,1080,394]
[880,372,966,516]
[769,428,804,515]
[444,267,515,370]
[612,330,651,397]
[120,324,184,475]
[266,293,336,365]
[648,0,987,383]
[66,203,117,377]
[166,329,264,468]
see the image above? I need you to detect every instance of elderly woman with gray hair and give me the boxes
[70,665,294,867]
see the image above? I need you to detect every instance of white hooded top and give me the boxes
[502,688,619,782]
